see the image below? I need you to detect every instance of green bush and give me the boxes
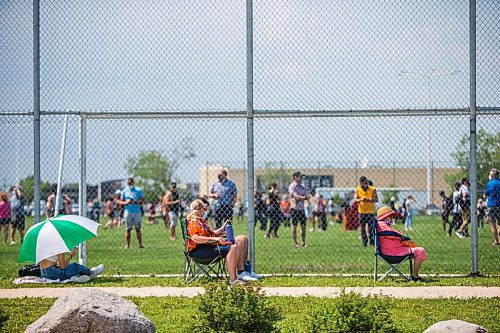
[304,291,402,333]
[190,283,282,333]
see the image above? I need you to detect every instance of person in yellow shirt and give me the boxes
[353,176,378,246]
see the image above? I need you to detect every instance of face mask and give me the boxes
[203,211,208,219]
[129,185,135,190]
[489,175,493,180]
[362,185,369,190]
[217,175,224,181]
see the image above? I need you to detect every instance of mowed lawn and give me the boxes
[0,215,498,278]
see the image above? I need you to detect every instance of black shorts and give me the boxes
[107,211,115,218]
[291,209,307,226]
[12,214,25,230]
[0,218,9,226]
[189,244,231,259]
[488,207,500,224]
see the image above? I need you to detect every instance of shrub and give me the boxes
[304,291,401,333]
[189,283,281,333]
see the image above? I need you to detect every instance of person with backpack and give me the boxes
[455,178,471,239]
[449,182,462,237]
[439,190,453,233]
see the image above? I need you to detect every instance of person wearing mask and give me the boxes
[449,182,462,237]
[186,198,261,284]
[484,168,500,246]
[455,178,471,239]
[9,185,25,244]
[289,171,308,247]
[353,176,378,246]
[164,182,182,240]
[208,168,237,229]
[118,177,144,249]
[266,183,282,238]
[376,206,428,282]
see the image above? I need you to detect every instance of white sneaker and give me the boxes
[90,264,105,278]
[309,228,315,233]
[237,271,258,282]
[455,231,465,239]
[249,271,263,279]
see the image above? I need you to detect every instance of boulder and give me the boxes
[25,288,155,333]
[423,319,488,333]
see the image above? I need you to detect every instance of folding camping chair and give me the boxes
[181,218,226,285]
[373,228,414,283]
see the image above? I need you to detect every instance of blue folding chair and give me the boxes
[373,228,414,283]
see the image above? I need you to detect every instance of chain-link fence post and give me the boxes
[33,0,41,223]
[78,115,87,265]
[469,0,479,276]
[246,0,255,271]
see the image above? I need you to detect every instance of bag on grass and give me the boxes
[18,264,41,277]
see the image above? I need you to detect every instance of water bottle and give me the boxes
[225,220,235,243]
[244,260,252,274]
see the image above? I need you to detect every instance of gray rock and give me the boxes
[25,288,156,333]
[423,319,488,333]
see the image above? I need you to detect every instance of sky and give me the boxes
[0,1,499,188]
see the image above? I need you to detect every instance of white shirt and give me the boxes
[452,191,462,214]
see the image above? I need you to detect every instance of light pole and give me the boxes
[399,69,460,206]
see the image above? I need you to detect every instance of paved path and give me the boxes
[1,286,499,299]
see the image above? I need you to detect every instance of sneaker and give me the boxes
[230,278,247,285]
[455,231,465,239]
[410,276,423,282]
[309,228,315,233]
[9,241,16,246]
[237,271,258,282]
[138,244,145,249]
[249,271,263,279]
[90,264,105,278]
[124,245,130,250]
[301,243,307,248]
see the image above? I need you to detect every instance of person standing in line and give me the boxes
[208,168,237,229]
[114,190,123,229]
[353,176,378,247]
[483,168,500,246]
[9,185,25,244]
[289,171,308,248]
[405,195,416,231]
[103,194,116,229]
[315,194,327,231]
[477,199,486,228]
[164,182,181,240]
[266,183,282,238]
[280,194,291,227]
[46,185,65,218]
[448,182,462,237]
[0,193,11,244]
[455,178,471,238]
[118,177,144,249]
[439,190,453,232]
[307,190,316,232]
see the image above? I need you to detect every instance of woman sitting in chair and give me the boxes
[376,206,428,281]
[186,199,261,285]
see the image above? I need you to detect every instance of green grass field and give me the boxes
[0,296,498,333]
[0,215,498,279]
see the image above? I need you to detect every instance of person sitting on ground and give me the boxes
[39,247,104,281]
[376,206,428,282]
[186,198,261,285]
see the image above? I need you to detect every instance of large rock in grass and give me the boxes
[424,319,488,333]
[25,288,155,333]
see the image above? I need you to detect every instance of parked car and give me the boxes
[425,204,440,216]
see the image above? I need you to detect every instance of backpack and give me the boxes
[18,264,41,277]
[443,196,453,215]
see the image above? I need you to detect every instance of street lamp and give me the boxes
[399,69,461,206]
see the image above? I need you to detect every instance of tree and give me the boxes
[445,130,500,195]
[381,184,399,205]
[18,176,52,203]
[125,144,195,203]
[257,163,291,193]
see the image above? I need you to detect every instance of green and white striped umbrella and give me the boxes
[19,215,100,264]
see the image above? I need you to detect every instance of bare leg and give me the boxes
[170,225,176,240]
[413,260,423,277]
[225,247,238,282]
[235,235,248,271]
[19,229,24,243]
[9,227,15,243]
[489,219,499,244]
[136,228,143,247]
[125,229,131,248]
[292,224,298,246]
[301,224,307,246]
[3,226,8,244]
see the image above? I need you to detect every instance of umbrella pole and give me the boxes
[55,115,69,213]
[79,116,87,266]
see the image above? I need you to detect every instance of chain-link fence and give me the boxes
[0,1,499,278]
